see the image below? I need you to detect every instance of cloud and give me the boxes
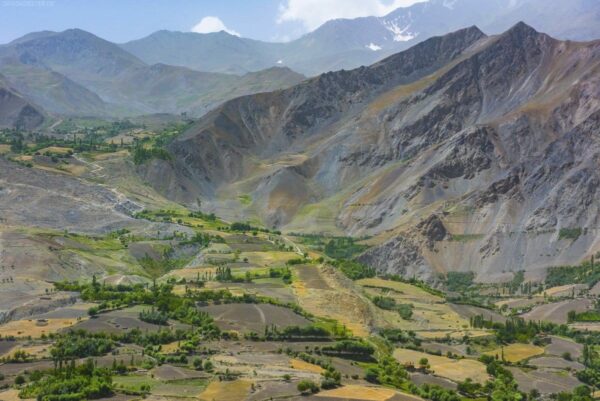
[277,0,428,31]
[191,16,240,36]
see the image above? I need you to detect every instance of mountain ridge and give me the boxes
[138,22,600,282]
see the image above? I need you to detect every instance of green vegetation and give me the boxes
[19,359,113,401]
[132,143,171,165]
[371,295,413,320]
[448,234,484,242]
[332,259,375,280]
[297,379,320,394]
[446,271,475,292]
[559,227,583,241]
[289,233,369,258]
[323,237,369,259]
[51,332,113,359]
[139,308,170,325]
[546,256,600,287]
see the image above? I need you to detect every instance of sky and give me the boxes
[0,0,427,44]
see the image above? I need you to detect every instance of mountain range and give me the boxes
[137,21,600,282]
[0,0,599,129]
[122,0,600,76]
[0,29,304,124]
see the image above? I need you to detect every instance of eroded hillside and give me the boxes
[141,23,600,282]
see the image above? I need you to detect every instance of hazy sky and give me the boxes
[0,0,427,44]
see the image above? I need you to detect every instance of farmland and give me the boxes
[1,160,599,401]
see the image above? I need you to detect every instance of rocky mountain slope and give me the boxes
[0,30,305,117]
[0,74,44,129]
[121,0,600,76]
[143,23,600,283]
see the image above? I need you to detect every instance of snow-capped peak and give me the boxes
[384,21,417,42]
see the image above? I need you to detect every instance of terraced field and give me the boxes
[199,303,311,332]
[393,348,489,384]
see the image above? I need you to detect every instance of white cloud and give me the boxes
[366,43,382,51]
[277,0,428,31]
[191,16,240,36]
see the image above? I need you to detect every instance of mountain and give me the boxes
[0,74,44,129]
[121,30,282,75]
[121,0,600,76]
[0,30,305,118]
[139,23,600,283]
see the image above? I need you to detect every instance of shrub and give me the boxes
[297,380,319,394]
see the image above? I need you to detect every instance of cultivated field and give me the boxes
[392,348,489,384]
[0,318,81,338]
[198,303,311,332]
[508,367,583,395]
[357,278,484,335]
[543,284,588,298]
[315,384,401,401]
[521,299,593,324]
[484,343,544,363]
[198,379,252,401]
[292,264,372,337]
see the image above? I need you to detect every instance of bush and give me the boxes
[297,380,319,394]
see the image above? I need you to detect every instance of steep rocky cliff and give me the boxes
[146,23,600,283]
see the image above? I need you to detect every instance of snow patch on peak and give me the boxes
[276,60,283,64]
[443,0,458,9]
[384,21,417,42]
[366,43,382,51]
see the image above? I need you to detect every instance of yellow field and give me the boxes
[38,146,73,155]
[0,318,81,338]
[14,155,33,162]
[199,379,251,401]
[316,385,402,401]
[357,278,470,332]
[0,144,10,154]
[416,330,491,340]
[290,358,324,373]
[1,343,51,359]
[160,341,181,354]
[393,348,489,384]
[543,284,586,297]
[239,251,299,267]
[484,343,544,363]
[292,266,371,337]
[357,278,443,302]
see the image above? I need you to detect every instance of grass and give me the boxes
[484,343,545,363]
[238,194,252,205]
[558,227,582,241]
[448,234,485,242]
